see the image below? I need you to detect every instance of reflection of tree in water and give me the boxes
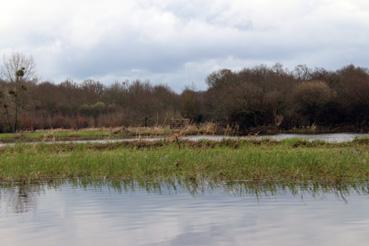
[0,183,45,213]
[72,178,369,201]
[1,179,369,213]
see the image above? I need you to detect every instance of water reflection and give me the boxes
[0,183,43,213]
[1,180,369,246]
[1,179,369,214]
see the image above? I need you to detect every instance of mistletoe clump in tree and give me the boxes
[0,53,35,132]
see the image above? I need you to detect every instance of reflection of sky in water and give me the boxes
[1,184,369,246]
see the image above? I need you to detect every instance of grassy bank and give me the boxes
[1,139,369,185]
[0,124,220,143]
[0,127,171,143]
[1,124,368,143]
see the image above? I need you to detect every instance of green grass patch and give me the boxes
[0,140,369,186]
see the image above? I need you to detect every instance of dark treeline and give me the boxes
[1,55,369,133]
[0,79,180,131]
[199,64,369,132]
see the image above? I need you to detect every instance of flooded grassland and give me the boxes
[2,137,369,245]
[0,138,369,186]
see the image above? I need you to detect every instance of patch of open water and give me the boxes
[1,181,369,246]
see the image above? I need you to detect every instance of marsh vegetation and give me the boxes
[0,124,222,143]
[1,139,369,186]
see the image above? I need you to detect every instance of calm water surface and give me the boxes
[1,182,369,246]
[184,133,369,143]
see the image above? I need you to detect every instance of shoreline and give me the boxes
[1,125,369,143]
[0,132,368,145]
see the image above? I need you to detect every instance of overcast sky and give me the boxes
[1,0,369,91]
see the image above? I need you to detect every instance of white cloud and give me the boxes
[0,0,369,91]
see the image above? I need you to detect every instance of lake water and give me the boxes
[1,182,369,246]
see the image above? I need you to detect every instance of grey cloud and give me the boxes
[1,0,369,91]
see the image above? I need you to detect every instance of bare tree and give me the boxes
[1,52,35,82]
[0,52,36,132]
